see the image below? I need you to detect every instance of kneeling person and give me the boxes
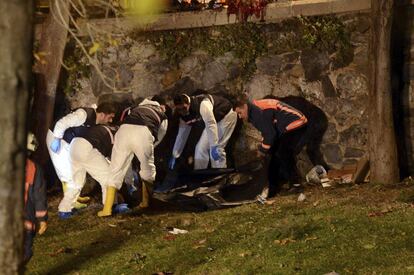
[98,96,168,217]
[58,124,118,219]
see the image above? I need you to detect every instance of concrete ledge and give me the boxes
[75,0,371,36]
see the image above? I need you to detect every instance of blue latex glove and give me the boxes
[50,138,61,153]
[210,145,223,161]
[168,157,176,170]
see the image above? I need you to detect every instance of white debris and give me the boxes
[168,228,189,235]
[297,193,306,202]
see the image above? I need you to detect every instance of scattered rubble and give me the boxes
[297,193,306,202]
[306,157,370,189]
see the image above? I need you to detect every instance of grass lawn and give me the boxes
[27,179,414,275]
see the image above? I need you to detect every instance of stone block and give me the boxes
[321,75,337,98]
[256,55,283,76]
[331,0,371,14]
[300,49,330,81]
[246,74,273,99]
[336,71,369,99]
[163,76,197,96]
[162,69,182,88]
[288,64,305,78]
[339,125,368,148]
[322,143,343,165]
[201,60,228,90]
[344,147,365,158]
[292,1,333,17]
[322,122,339,143]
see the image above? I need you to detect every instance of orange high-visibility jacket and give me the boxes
[248,99,308,149]
[25,159,48,231]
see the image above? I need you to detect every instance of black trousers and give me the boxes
[268,126,308,194]
[24,230,35,264]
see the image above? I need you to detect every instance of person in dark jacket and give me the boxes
[24,133,48,263]
[169,92,238,170]
[57,125,119,219]
[98,97,168,217]
[234,93,308,196]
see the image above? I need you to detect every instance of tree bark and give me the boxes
[369,0,400,183]
[0,1,33,274]
[31,0,70,165]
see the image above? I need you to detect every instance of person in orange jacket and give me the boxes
[234,94,308,196]
[24,132,48,263]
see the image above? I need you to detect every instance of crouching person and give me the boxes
[233,94,308,196]
[58,125,118,219]
[25,133,48,263]
[169,92,237,170]
[98,96,168,217]
[48,102,116,208]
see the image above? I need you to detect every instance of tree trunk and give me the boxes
[31,0,70,165]
[0,1,33,274]
[369,0,400,183]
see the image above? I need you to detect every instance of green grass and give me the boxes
[27,181,414,275]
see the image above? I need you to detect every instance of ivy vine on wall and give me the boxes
[131,15,352,80]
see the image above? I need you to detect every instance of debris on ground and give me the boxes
[167,227,189,235]
[321,178,332,188]
[306,165,327,184]
[49,247,74,257]
[297,193,306,202]
[327,157,370,186]
[274,238,296,246]
[352,157,370,184]
[163,235,176,241]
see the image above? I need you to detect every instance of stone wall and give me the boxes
[64,14,371,171]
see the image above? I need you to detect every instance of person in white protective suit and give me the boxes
[98,96,168,217]
[47,102,116,208]
[57,124,119,219]
[168,92,238,170]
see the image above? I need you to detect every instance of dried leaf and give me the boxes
[368,209,391,217]
[163,234,176,241]
[304,236,318,242]
[363,244,375,249]
[192,239,207,249]
[49,247,73,256]
[274,238,296,245]
[265,199,277,205]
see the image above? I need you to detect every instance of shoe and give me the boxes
[58,211,73,220]
[98,186,116,217]
[154,181,175,193]
[113,203,130,214]
[154,171,177,193]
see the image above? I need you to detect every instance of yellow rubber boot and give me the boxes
[74,201,87,209]
[62,181,90,204]
[138,180,153,209]
[62,181,68,192]
[97,186,116,217]
[76,196,91,203]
